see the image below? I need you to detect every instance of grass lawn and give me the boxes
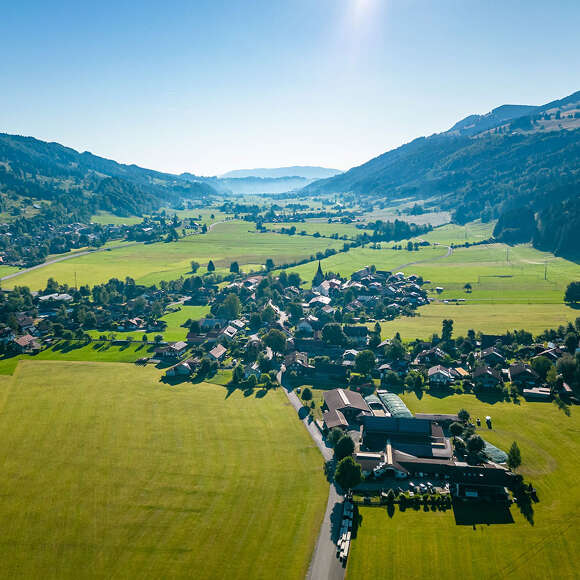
[416,220,496,245]
[269,221,369,239]
[0,341,156,375]
[379,303,579,340]
[416,243,580,304]
[347,393,580,579]
[4,221,343,290]
[86,304,211,343]
[0,361,328,579]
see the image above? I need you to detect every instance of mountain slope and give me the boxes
[0,133,218,216]
[302,90,580,257]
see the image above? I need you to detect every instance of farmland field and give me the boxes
[3,221,343,290]
[379,303,578,340]
[0,361,328,579]
[347,393,580,580]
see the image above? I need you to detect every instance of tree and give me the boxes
[355,350,376,375]
[287,302,303,320]
[261,304,277,323]
[265,258,275,271]
[335,435,355,460]
[464,283,472,293]
[507,441,522,471]
[557,354,577,383]
[564,281,580,303]
[531,355,552,380]
[458,408,470,423]
[322,323,346,345]
[301,387,313,401]
[467,434,485,455]
[154,334,163,344]
[229,261,239,274]
[449,422,464,437]
[334,456,362,491]
[384,338,406,361]
[288,272,301,287]
[220,293,241,319]
[263,329,287,355]
[564,332,579,355]
[441,319,454,343]
[233,364,244,384]
[207,259,215,272]
[327,427,344,448]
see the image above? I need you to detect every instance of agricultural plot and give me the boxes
[416,220,495,245]
[415,244,580,304]
[0,361,328,579]
[269,221,369,239]
[3,221,343,291]
[0,341,155,375]
[347,393,580,580]
[379,303,577,341]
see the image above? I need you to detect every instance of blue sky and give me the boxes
[1,0,578,175]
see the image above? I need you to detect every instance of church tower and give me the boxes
[312,260,324,287]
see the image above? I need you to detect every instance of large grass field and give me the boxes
[0,361,328,579]
[380,303,579,340]
[3,221,343,290]
[0,341,157,375]
[347,393,580,579]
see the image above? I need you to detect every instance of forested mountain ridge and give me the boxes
[0,133,218,217]
[302,90,580,257]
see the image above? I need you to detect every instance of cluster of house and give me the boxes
[309,263,429,317]
[0,287,172,357]
[423,342,574,400]
[321,387,514,500]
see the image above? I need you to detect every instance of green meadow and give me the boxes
[380,303,578,341]
[269,221,369,239]
[0,361,328,579]
[347,393,580,580]
[3,221,343,290]
[0,341,155,375]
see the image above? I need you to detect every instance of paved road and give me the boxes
[278,369,345,580]
[306,485,345,580]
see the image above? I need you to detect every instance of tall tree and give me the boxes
[507,441,522,471]
[334,456,362,491]
[207,259,215,272]
[334,435,355,461]
[441,319,454,342]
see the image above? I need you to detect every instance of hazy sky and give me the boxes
[1,0,578,175]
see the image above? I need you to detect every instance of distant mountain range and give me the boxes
[302,90,580,257]
[220,166,341,179]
